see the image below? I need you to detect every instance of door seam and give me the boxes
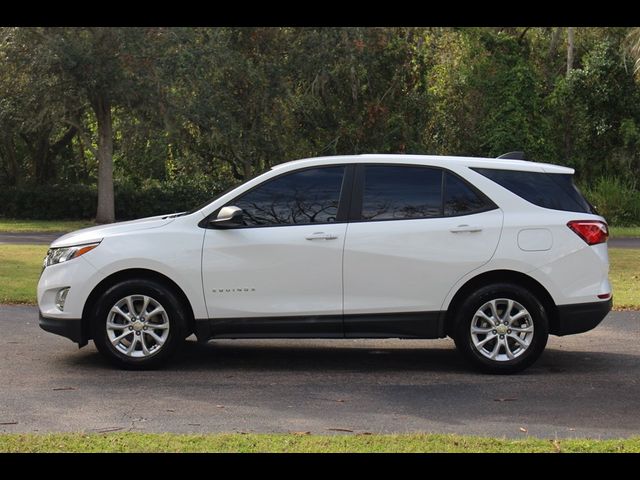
[341,222,349,338]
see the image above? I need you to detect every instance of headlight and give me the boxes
[43,242,100,269]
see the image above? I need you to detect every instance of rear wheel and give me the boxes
[91,278,187,369]
[453,284,549,374]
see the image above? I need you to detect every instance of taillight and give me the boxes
[567,220,609,245]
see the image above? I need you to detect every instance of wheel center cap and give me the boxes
[496,324,508,335]
[132,321,144,332]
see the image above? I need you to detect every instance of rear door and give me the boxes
[342,164,503,337]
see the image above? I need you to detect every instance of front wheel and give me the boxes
[91,278,187,369]
[453,284,549,374]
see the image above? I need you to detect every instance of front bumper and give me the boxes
[38,255,100,320]
[553,298,612,336]
[39,312,86,347]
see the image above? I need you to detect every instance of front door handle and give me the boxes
[305,232,338,240]
[450,225,483,233]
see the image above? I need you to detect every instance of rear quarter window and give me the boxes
[472,168,594,214]
[444,172,495,216]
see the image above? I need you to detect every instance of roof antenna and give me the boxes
[497,151,525,160]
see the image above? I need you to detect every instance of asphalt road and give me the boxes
[1,305,639,439]
[1,232,640,248]
[0,233,64,245]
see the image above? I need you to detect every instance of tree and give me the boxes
[2,27,640,223]
[157,28,301,181]
[2,27,166,223]
[42,27,156,223]
[285,28,430,157]
[624,27,640,79]
[567,27,575,76]
[0,28,78,185]
[553,39,640,179]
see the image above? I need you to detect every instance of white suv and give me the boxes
[38,154,612,373]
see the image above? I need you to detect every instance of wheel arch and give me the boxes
[444,270,559,336]
[81,268,196,341]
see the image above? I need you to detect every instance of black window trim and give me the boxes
[349,163,498,224]
[199,164,355,229]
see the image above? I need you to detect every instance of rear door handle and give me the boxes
[305,232,338,240]
[450,225,483,233]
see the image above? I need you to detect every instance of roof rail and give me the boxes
[497,151,525,160]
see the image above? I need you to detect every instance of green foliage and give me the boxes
[471,32,554,160]
[582,176,640,226]
[552,40,640,181]
[287,28,430,157]
[2,27,640,224]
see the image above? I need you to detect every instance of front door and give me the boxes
[201,165,349,337]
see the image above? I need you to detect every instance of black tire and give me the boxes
[452,283,549,374]
[91,278,187,369]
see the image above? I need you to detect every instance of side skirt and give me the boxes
[194,311,446,342]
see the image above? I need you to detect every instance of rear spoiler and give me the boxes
[497,151,525,160]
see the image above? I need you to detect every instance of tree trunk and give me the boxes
[0,136,19,186]
[76,137,89,182]
[93,94,115,224]
[566,27,575,77]
[242,159,252,180]
[21,127,52,185]
[548,27,562,61]
[34,132,51,185]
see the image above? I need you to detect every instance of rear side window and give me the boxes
[472,168,594,214]
[361,166,442,220]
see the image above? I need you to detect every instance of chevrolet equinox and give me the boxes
[38,154,612,373]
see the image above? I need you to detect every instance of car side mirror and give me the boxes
[209,206,243,228]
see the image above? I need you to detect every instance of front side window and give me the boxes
[233,166,345,227]
[361,166,443,220]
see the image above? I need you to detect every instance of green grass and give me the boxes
[0,219,638,238]
[0,219,95,233]
[0,244,48,304]
[609,248,640,310]
[0,432,639,453]
[0,245,640,309]
[0,245,637,309]
[609,226,640,238]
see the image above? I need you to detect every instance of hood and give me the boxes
[50,214,180,248]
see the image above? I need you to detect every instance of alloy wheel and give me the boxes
[105,295,170,358]
[470,298,534,362]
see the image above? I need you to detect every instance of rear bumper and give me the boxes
[553,299,612,336]
[39,312,86,346]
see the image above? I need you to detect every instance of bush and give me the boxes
[0,184,97,220]
[114,175,235,220]
[0,176,236,221]
[8,174,637,226]
[581,176,640,226]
